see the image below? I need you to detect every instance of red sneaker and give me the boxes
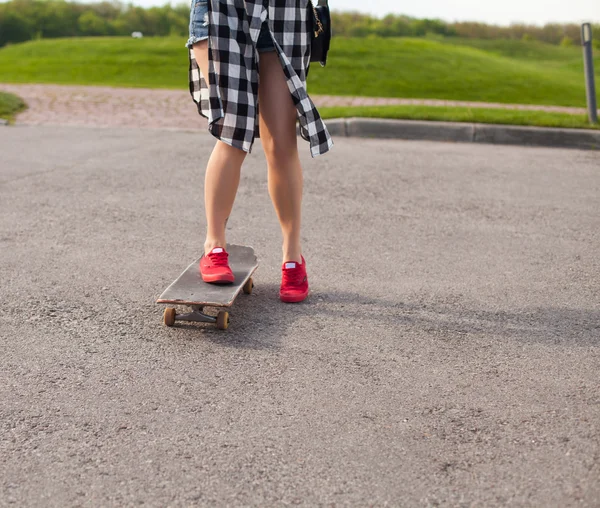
[199,247,235,284]
[280,256,309,303]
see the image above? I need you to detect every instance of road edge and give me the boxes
[324,118,600,150]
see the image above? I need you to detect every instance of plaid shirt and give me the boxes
[188,0,333,157]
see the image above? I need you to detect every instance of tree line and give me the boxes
[1,0,599,48]
[335,12,600,48]
[0,0,190,46]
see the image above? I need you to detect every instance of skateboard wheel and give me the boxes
[216,310,229,330]
[243,277,254,295]
[164,308,176,327]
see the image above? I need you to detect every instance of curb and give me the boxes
[324,118,600,151]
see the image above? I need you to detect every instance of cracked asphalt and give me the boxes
[1,125,599,507]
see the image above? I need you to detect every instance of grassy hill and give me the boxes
[0,36,598,108]
[310,37,599,108]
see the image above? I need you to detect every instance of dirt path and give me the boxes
[0,83,591,129]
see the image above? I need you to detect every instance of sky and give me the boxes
[329,0,600,25]
[129,0,600,26]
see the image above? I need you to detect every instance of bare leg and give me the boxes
[203,142,245,252]
[192,40,246,254]
[258,51,303,264]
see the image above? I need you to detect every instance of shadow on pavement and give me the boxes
[165,283,599,349]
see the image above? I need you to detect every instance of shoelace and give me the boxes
[208,251,229,267]
[282,266,306,286]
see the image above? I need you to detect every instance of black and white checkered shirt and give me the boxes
[188,0,333,157]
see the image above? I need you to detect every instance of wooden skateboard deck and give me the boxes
[157,244,258,329]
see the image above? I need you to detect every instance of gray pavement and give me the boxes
[1,125,599,507]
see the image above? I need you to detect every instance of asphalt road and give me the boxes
[1,125,599,507]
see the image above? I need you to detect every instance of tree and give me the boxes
[0,10,33,46]
[78,10,109,36]
[560,36,574,47]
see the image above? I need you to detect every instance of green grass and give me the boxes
[308,37,600,108]
[0,36,599,108]
[319,105,600,130]
[0,37,189,89]
[0,91,26,121]
[441,37,585,63]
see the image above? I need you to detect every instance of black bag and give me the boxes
[309,0,331,66]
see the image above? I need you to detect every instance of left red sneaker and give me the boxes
[199,247,235,284]
[280,256,309,303]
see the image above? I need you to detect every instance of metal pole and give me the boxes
[581,23,598,124]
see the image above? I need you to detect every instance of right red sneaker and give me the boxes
[280,256,309,303]
[199,247,235,284]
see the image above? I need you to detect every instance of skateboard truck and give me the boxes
[167,305,218,324]
[163,304,232,330]
[162,278,253,330]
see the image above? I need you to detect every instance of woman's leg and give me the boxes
[258,51,303,264]
[192,40,246,254]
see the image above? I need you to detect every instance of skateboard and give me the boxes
[157,244,258,330]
